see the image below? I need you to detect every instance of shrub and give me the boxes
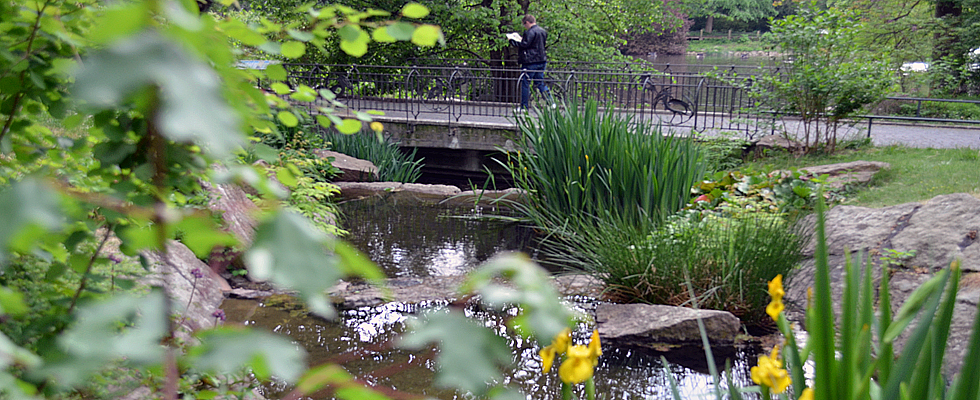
[897,101,980,120]
[325,130,424,183]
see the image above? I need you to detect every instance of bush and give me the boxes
[326,130,424,183]
[897,101,980,120]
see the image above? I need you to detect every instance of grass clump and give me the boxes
[507,100,705,232]
[551,209,807,328]
[326,130,423,183]
[506,100,808,327]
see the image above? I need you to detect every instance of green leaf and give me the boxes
[0,179,63,266]
[295,364,353,395]
[0,332,40,370]
[883,271,947,343]
[175,216,239,258]
[411,24,442,47]
[281,41,306,58]
[270,82,292,95]
[335,119,362,134]
[87,4,147,44]
[386,22,415,41]
[337,25,363,42]
[278,111,299,127]
[287,29,315,42]
[371,27,397,43]
[400,309,512,396]
[190,327,306,383]
[245,211,342,317]
[73,31,244,158]
[265,64,287,81]
[400,2,430,18]
[44,291,167,387]
[0,287,28,317]
[339,28,370,57]
[275,166,298,188]
[336,386,391,400]
[462,253,574,341]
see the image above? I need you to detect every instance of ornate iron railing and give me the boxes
[282,62,782,138]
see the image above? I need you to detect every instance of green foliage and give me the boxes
[761,198,980,400]
[553,210,808,327]
[695,133,751,173]
[402,253,575,397]
[897,100,980,120]
[505,100,706,234]
[0,0,446,397]
[690,167,837,219]
[326,130,423,183]
[749,1,895,154]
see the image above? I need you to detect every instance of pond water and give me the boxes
[222,199,760,399]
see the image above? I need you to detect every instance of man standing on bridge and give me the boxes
[509,15,552,110]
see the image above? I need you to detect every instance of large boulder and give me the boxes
[799,160,890,189]
[313,149,379,182]
[786,193,980,376]
[595,303,742,346]
[141,241,229,337]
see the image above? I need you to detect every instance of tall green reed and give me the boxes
[674,195,980,400]
[506,100,705,233]
[326,130,423,183]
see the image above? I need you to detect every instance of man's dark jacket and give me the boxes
[513,24,547,65]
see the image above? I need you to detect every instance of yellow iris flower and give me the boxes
[766,275,786,322]
[799,388,814,400]
[559,345,595,384]
[588,329,602,365]
[751,346,791,394]
[557,329,602,384]
[539,328,572,373]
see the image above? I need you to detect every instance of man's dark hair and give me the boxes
[522,15,536,24]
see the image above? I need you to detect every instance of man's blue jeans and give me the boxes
[520,62,551,109]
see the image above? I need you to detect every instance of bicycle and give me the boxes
[638,74,695,125]
[523,70,567,110]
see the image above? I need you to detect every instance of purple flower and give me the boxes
[212,309,226,322]
[107,255,122,264]
[191,268,204,279]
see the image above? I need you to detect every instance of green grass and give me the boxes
[742,145,980,207]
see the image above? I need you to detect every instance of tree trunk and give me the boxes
[705,15,714,33]
[932,0,962,60]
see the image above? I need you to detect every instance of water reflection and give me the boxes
[338,198,535,278]
[224,299,759,400]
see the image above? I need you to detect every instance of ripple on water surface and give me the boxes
[223,298,759,400]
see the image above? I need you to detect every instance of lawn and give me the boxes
[742,144,980,208]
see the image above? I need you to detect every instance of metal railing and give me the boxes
[281,61,980,140]
[283,62,781,139]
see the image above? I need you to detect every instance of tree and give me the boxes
[234,0,679,65]
[748,1,895,153]
[687,0,777,33]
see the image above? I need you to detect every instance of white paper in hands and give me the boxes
[506,32,522,42]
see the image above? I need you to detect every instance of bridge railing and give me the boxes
[282,62,780,138]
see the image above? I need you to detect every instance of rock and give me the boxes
[141,240,228,338]
[334,182,461,202]
[751,134,804,155]
[786,192,980,376]
[200,171,259,247]
[596,303,742,346]
[799,160,890,189]
[313,149,379,182]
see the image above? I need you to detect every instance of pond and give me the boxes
[222,198,760,399]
